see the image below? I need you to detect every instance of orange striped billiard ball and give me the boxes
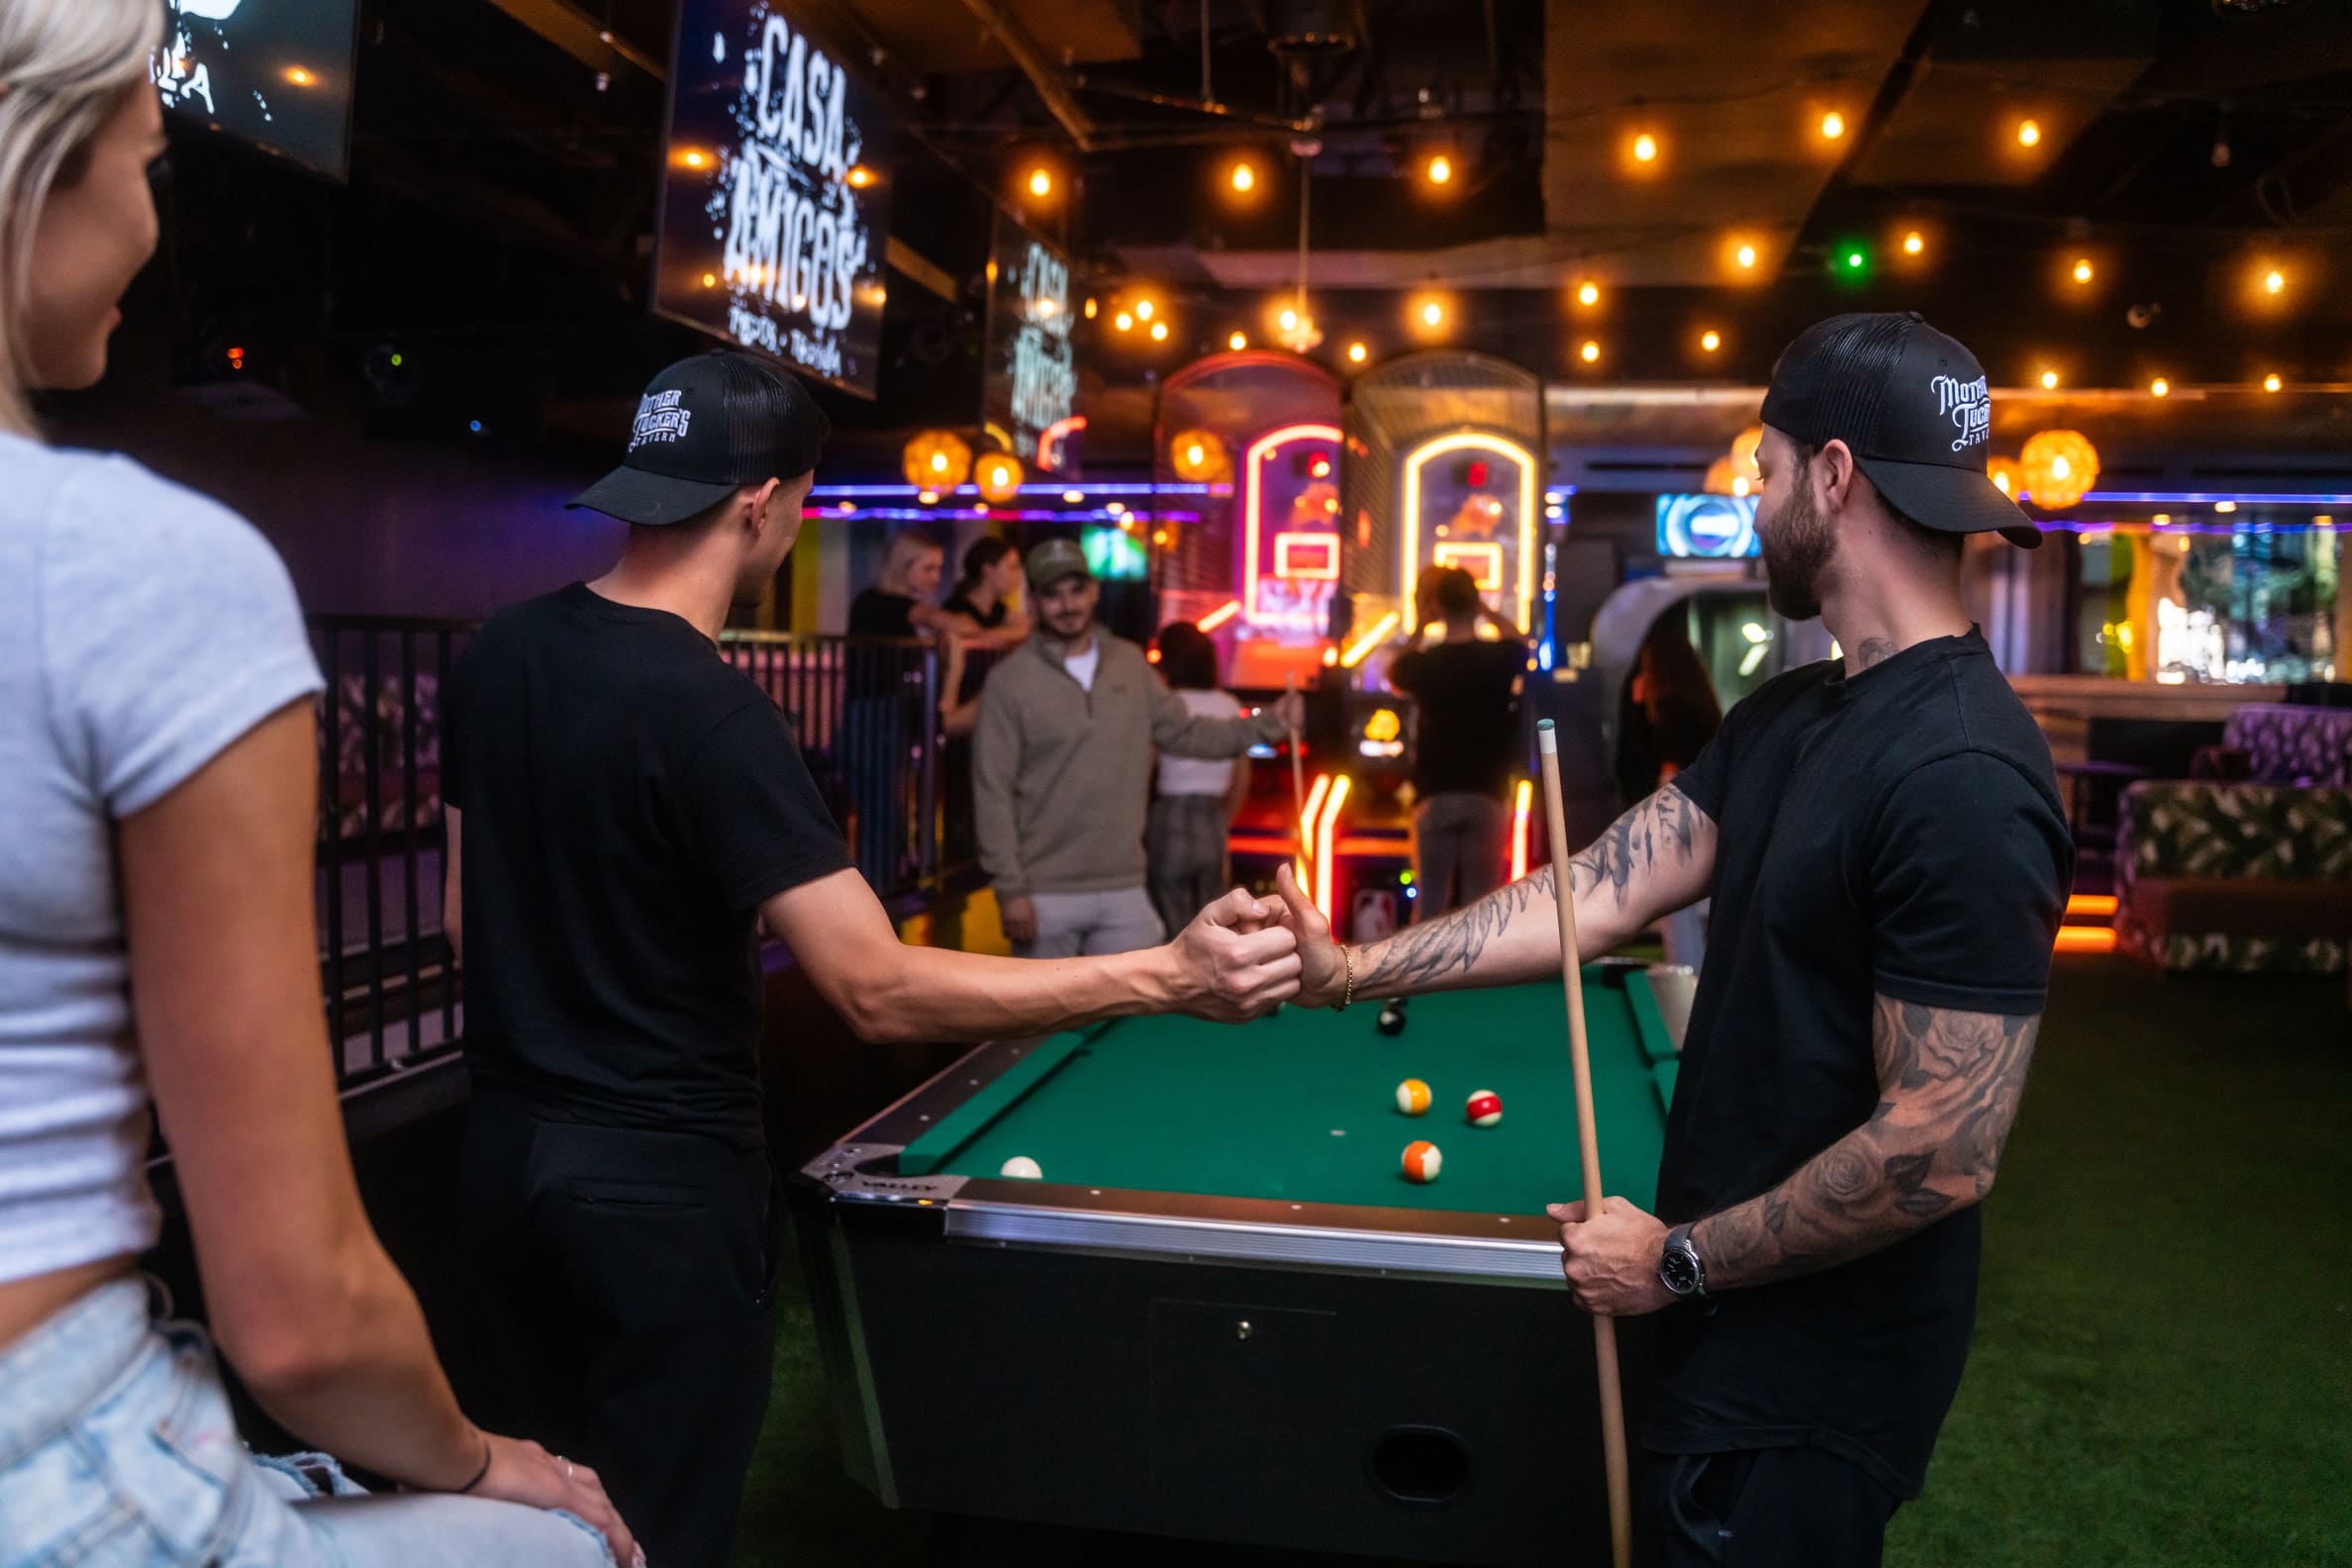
[1402,1140,1443,1182]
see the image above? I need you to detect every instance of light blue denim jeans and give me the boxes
[0,1278,613,1568]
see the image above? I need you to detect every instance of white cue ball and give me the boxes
[999,1156,1043,1180]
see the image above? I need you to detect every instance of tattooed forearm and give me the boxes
[1693,999,2040,1290]
[1355,866,1558,993]
[1563,785,1704,906]
[1349,785,1715,998]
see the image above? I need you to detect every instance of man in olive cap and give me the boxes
[974,538,1304,956]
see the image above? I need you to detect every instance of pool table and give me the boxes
[789,962,1687,1567]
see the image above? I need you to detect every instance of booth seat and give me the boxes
[2223,703,2352,787]
[2113,782,2352,974]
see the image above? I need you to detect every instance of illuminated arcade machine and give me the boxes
[1153,351,1346,686]
[1229,351,1550,940]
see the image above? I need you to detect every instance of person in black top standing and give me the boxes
[441,352,1303,1568]
[1387,565,1527,918]
[1265,314,2072,1565]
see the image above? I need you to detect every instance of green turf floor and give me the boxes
[735,954,2352,1567]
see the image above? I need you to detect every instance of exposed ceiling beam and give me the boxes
[956,0,1101,149]
[481,0,664,82]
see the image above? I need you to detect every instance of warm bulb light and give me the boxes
[2264,268,2286,295]
[1115,311,1133,332]
[1577,281,1600,307]
[2041,369,2059,390]
[1231,162,1255,192]
[1731,475,1751,497]
[846,165,874,187]
[1735,244,1757,269]
[2016,119,2041,147]
[1580,340,1601,363]
[1820,111,1845,141]
[285,65,316,87]
[1027,167,1052,197]
[1631,132,1658,163]
[2264,372,2283,392]
[1421,301,1443,327]
[1228,331,1247,351]
[1701,330,1721,352]
[2072,258,2094,284]
[2215,500,2237,513]
[1347,342,1368,362]
[1135,299,1154,321]
[1903,231,1924,255]
[2150,377,2170,397]
[930,452,948,474]
[1279,307,1299,332]
[1149,320,1169,341]
[2050,454,2072,480]
[1993,470,2011,494]
[1426,153,1452,185]
[1185,441,1206,467]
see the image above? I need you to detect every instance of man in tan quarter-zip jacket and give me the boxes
[973,538,1305,958]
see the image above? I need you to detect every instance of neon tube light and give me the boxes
[1313,774,1352,927]
[1242,423,1343,625]
[1401,432,1538,635]
[1511,778,1533,882]
[1338,612,1401,667]
[1295,772,1332,902]
[1196,599,1242,634]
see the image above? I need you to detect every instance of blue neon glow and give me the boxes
[809,481,1215,499]
[2076,491,2352,506]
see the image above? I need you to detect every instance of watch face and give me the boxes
[1660,1246,1701,1296]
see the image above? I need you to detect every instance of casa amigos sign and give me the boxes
[983,215,1078,469]
[655,1,890,397]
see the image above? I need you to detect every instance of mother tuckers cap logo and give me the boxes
[567,350,830,528]
[1761,312,2040,548]
[1931,373,1990,453]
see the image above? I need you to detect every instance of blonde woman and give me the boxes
[846,528,949,636]
[0,5,633,1563]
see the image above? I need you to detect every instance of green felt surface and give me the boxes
[903,978,1672,1217]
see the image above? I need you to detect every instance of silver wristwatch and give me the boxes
[1658,1222,1708,1300]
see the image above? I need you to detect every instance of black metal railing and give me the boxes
[314,618,470,1091]
[309,617,989,1091]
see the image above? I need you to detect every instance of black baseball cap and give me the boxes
[1760,312,2040,549]
[567,350,831,526]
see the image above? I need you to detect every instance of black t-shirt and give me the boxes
[1389,637,1526,798]
[941,591,1008,630]
[1651,629,2072,1496]
[848,588,918,637]
[444,584,852,1147]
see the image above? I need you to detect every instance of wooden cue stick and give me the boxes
[1536,718,1633,1568]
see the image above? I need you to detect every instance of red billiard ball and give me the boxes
[1465,1090,1503,1127]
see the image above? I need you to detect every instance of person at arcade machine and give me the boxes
[1387,565,1527,921]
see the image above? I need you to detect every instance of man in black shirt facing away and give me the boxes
[441,352,1301,1568]
[1387,564,1526,918]
[1266,314,2072,1565]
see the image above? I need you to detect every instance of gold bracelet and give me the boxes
[1338,943,1356,1011]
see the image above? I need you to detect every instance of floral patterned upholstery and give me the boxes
[2222,704,2352,788]
[2113,781,2352,973]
